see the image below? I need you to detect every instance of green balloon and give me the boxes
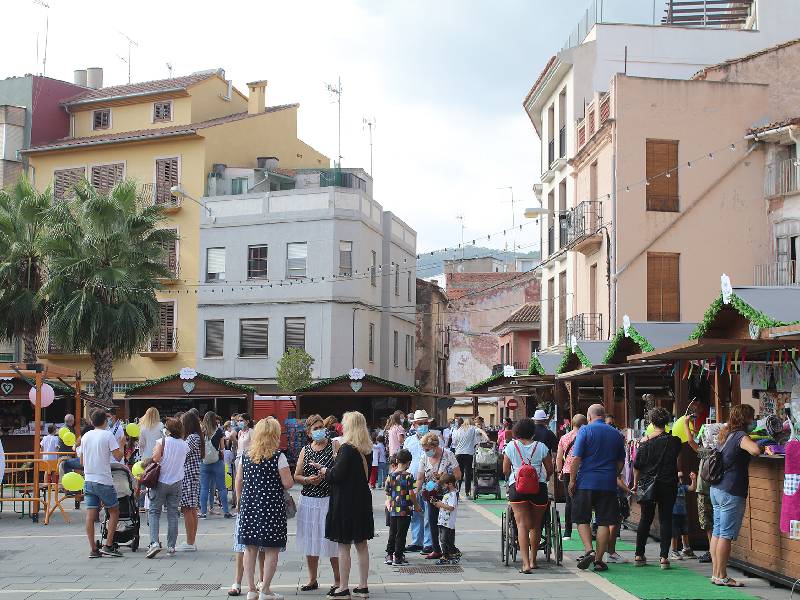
[132,461,145,478]
[62,471,84,492]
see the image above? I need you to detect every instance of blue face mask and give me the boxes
[416,424,429,435]
[425,480,438,491]
[311,429,327,442]
[425,448,436,458]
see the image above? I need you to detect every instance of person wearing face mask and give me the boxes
[293,415,341,595]
[451,416,488,497]
[416,432,461,560]
[708,404,761,588]
[402,410,444,554]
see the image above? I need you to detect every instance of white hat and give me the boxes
[533,409,548,421]
[412,409,430,421]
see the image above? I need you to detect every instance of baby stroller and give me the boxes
[98,463,140,552]
[472,442,501,499]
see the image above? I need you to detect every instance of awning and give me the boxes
[628,338,797,362]
[557,362,671,381]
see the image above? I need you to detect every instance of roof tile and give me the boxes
[63,72,219,105]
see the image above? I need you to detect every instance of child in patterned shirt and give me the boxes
[385,449,421,566]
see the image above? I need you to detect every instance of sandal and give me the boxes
[300,582,319,591]
[660,559,670,570]
[713,577,744,587]
[634,557,647,567]
[228,583,241,596]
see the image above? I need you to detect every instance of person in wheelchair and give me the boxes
[502,419,553,573]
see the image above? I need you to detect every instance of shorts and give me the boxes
[508,482,549,506]
[572,489,619,527]
[697,493,713,530]
[83,481,119,510]
[672,513,688,535]
[710,487,746,540]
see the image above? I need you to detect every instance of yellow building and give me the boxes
[25,68,329,395]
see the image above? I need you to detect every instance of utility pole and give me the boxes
[326,77,343,167]
[33,0,49,76]
[363,116,376,175]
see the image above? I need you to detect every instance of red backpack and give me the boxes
[513,441,540,495]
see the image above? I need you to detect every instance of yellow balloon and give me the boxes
[58,426,70,440]
[62,471,84,492]
[645,422,671,437]
[225,473,233,489]
[132,461,145,478]
[61,432,76,447]
[125,423,141,438]
[225,463,230,475]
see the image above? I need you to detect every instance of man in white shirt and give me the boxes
[82,409,123,558]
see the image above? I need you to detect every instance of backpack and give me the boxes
[203,434,220,464]
[699,431,735,486]
[513,441,540,495]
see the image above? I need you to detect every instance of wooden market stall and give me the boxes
[628,285,800,587]
[124,370,255,420]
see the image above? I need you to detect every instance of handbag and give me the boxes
[636,434,670,504]
[140,434,165,489]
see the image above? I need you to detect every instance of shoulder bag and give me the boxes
[140,434,165,489]
[636,434,670,504]
[700,430,736,486]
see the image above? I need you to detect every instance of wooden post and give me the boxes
[623,373,634,429]
[603,375,614,416]
[33,371,42,517]
[569,381,579,417]
[674,360,688,416]
[472,395,479,417]
[75,374,82,443]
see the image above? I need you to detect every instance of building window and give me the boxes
[370,251,377,286]
[206,247,226,282]
[151,301,176,352]
[53,167,85,200]
[547,277,555,346]
[393,330,399,367]
[231,177,248,195]
[500,344,505,365]
[646,139,679,212]
[205,320,224,357]
[90,163,124,194]
[239,318,268,357]
[285,317,306,351]
[647,252,680,321]
[394,264,399,296]
[154,157,179,205]
[405,334,413,369]
[368,323,375,363]
[558,272,566,345]
[248,245,268,279]
[530,340,539,355]
[287,242,308,279]
[339,241,353,277]
[159,228,179,278]
[92,109,110,130]
[407,272,413,302]
[153,101,172,122]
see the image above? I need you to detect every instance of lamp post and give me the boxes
[170,185,214,220]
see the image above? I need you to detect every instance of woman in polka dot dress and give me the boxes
[235,417,294,600]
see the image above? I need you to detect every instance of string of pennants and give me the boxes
[677,350,800,390]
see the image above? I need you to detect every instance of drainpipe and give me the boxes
[351,307,359,368]
[610,100,618,338]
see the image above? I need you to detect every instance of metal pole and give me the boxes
[42,12,49,76]
[33,371,42,518]
[338,77,342,167]
[75,373,82,443]
[352,307,358,368]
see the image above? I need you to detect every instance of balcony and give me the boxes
[662,0,754,27]
[141,183,181,213]
[754,260,799,287]
[765,158,800,198]
[492,362,528,376]
[565,313,603,342]
[558,214,569,250]
[157,250,180,284]
[36,330,89,360]
[566,200,604,254]
[140,326,178,359]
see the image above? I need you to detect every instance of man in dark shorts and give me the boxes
[568,403,625,572]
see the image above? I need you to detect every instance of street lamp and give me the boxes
[170,185,215,221]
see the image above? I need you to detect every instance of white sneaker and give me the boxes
[145,542,162,559]
[606,552,627,563]
[668,550,683,561]
[175,542,197,552]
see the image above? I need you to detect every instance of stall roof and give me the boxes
[125,371,256,397]
[557,341,611,374]
[528,352,564,376]
[628,338,797,362]
[556,362,671,381]
[296,373,417,395]
[691,287,800,340]
[603,322,697,364]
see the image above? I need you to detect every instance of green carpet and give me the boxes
[595,562,758,600]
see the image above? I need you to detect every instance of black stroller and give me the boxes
[97,463,141,552]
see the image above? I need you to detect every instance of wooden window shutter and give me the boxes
[155,157,179,205]
[53,167,85,200]
[647,252,680,321]
[151,302,176,351]
[90,163,124,194]
[646,140,679,212]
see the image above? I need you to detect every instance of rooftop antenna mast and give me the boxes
[32,0,49,76]
[456,215,466,261]
[498,186,517,262]
[166,62,173,78]
[362,116,376,175]
[118,31,138,84]
[325,77,343,167]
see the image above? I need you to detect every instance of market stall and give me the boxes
[628,284,800,586]
[123,368,255,420]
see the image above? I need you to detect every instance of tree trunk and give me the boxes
[22,328,38,363]
[92,346,115,405]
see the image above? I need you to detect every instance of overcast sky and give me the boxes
[6,0,654,253]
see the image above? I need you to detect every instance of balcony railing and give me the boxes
[547,224,555,256]
[492,362,528,376]
[567,200,603,245]
[141,183,181,210]
[754,260,799,286]
[662,0,754,27]
[565,313,604,342]
[559,214,569,249]
[559,126,567,159]
[548,139,555,166]
[577,120,586,147]
[147,326,178,353]
[34,328,86,358]
[599,93,610,124]
[765,158,800,198]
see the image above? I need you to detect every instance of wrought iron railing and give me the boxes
[141,183,181,208]
[559,215,569,249]
[565,313,604,342]
[567,200,603,245]
[765,158,800,198]
[754,260,799,286]
[148,326,178,353]
[492,362,529,376]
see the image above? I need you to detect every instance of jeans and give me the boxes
[410,505,432,548]
[710,486,746,540]
[456,454,473,495]
[439,526,457,557]
[377,461,388,487]
[387,516,411,557]
[148,481,181,548]
[427,500,441,554]
[199,460,229,515]
[635,482,676,559]
[562,474,573,536]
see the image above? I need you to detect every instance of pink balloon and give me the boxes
[29,383,55,408]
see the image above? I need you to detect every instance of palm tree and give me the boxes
[44,179,176,403]
[0,177,52,362]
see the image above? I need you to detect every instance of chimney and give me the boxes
[86,67,103,90]
[247,80,268,115]
[73,69,87,87]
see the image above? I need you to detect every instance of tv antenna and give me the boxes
[166,62,174,78]
[32,0,49,76]
[118,30,138,83]
[497,186,517,256]
[325,77,343,167]
[362,116,376,175]
[456,215,466,261]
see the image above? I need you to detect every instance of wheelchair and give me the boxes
[501,496,563,566]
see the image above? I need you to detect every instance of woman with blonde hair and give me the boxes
[294,415,341,593]
[138,407,162,460]
[236,417,294,600]
[314,411,373,599]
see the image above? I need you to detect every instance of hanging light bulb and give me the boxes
[665,172,671,178]
[625,186,630,192]
[708,153,714,160]
[687,161,692,168]
[729,143,736,151]
[645,180,651,186]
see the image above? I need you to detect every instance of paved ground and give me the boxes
[0,488,789,600]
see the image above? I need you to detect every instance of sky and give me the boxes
[5,0,655,253]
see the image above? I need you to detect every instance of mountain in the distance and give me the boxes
[416,246,540,278]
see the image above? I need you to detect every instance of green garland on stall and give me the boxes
[556,350,573,374]
[465,371,504,392]
[126,372,257,394]
[296,373,418,393]
[689,293,797,340]
[557,346,593,374]
[602,326,655,364]
[528,354,546,376]
[575,346,592,368]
